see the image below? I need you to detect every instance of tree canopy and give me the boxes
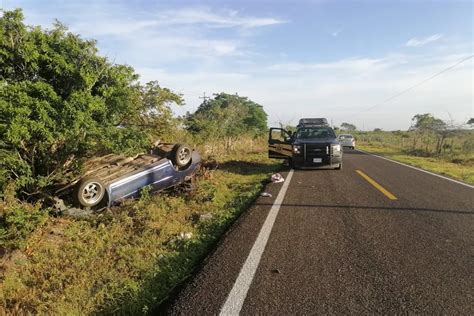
[340,122,357,131]
[0,9,182,196]
[185,93,268,144]
[410,113,446,132]
[410,113,454,154]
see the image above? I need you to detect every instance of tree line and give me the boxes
[340,114,473,156]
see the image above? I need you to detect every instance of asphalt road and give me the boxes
[163,150,474,315]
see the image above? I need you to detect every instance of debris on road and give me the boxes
[179,232,193,240]
[53,197,68,212]
[271,173,285,183]
[261,192,272,197]
[168,232,194,249]
[271,269,281,274]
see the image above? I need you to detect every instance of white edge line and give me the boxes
[356,149,474,189]
[219,169,295,316]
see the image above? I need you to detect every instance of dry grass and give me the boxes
[0,142,281,314]
[358,143,474,185]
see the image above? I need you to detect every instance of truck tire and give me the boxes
[288,158,294,169]
[335,163,342,170]
[172,144,192,168]
[75,177,106,208]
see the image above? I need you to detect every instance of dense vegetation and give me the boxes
[0,9,184,199]
[185,92,267,149]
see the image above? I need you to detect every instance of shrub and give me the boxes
[0,184,48,250]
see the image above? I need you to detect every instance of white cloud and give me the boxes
[406,34,443,47]
[156,8,286,28]
[68,7,286,37]
[268,55,408,73]
[38,5,282,63]
[71,20,158,37]
[123,35,243,62]
[143,52,473,130]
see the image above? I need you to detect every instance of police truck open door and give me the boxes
[268,128,293,159]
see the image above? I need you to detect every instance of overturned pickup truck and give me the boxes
[57,143,201,209]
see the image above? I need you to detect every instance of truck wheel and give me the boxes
[288,158,294,169]
[75,177,106,207]
[172,144,192,168]
[335,163,342,170]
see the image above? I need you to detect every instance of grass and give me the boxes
[357,143,474,185]
[0,147,282,314]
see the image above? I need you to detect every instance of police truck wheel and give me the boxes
[288,158,294,169]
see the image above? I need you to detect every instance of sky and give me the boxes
[1,0,473,130]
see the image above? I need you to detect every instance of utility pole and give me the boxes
[199,92,210,103]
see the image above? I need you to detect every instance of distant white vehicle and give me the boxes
[338,134,356,149]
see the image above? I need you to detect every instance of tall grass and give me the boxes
[354,130,474,159]
[354,130,474,184]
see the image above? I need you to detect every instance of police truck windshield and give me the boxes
[295,127,336,139]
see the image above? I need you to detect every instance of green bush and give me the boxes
[185,93,268,149]
[0,185,48,249]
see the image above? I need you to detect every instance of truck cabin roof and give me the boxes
[297,118,329,128]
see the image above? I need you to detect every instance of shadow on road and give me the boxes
[342,149,367,155]
[254,203,473,215]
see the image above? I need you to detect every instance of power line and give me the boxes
[353,54,474,116]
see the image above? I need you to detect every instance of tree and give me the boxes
[468,118,474,126]
[0,9,182,197]
[410,113,446,132]
[186,93,267,149]
[340,122,357,131]
[410,113,449,154]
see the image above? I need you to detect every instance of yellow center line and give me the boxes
[356,170,398,200]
